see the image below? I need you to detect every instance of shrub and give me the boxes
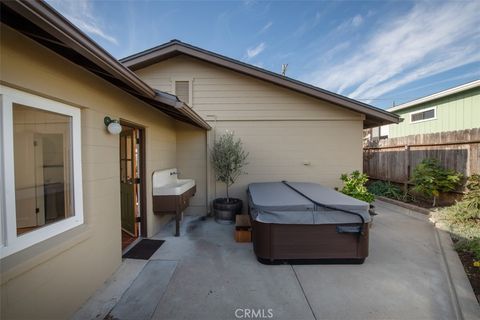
[211,131,249,202]
[340,171,375,203]
[455,238,480,260]
[368,180,403,200]
[437,175,480,224]
[410,158,463,207]
[463,174,480,211]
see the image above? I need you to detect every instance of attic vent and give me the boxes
[175,81,190,105]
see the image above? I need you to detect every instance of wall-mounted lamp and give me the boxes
[104,116,122,135]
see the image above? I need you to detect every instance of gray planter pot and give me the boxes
[213,198,242,224]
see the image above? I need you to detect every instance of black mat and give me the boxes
[122,239,165,260]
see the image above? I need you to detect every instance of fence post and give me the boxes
[404,145,410,191]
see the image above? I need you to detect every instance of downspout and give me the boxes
[205,115,217,215]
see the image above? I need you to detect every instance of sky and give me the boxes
[47,0,480,109]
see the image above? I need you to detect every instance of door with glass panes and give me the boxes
[119,125,140,237]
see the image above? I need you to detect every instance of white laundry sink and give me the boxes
[152,168,195,196]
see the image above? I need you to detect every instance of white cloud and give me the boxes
[246,42,266,59]
[336,14,364,31]
[294,11,323,37]
[322,41,350,61]
[305,1,480,102]
[351,15,364,27]
[259,21,273,34]
[47,0,118,45]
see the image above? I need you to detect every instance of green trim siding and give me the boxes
[389,87,480,138]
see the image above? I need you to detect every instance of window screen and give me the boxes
[411,108,435,122]
[175,81,190,104]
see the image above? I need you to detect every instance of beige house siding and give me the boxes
[175,121,208,215]
[135,55,364,210]
[209,121,363,204]
[0,25,178,319]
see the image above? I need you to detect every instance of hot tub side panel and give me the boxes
[251,219,369,261]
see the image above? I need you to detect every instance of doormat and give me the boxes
[122,239,165,260]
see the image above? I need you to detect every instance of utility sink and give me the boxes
[152,169,195,196]
[152,168,196,236]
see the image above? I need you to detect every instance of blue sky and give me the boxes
[47,0,480,109]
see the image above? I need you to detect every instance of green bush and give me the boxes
[438,175,480,224]
[455,238,480,260]
[368,180,403,200]
[340,171,375,203]
[432,174,480,260]
[410,158,463,206]
[463,174,480,211]
[211,131,249,201]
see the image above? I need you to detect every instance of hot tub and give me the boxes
[247,182,371,264]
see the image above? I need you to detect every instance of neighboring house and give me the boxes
[0,1,398,319]
[367,80,480,140]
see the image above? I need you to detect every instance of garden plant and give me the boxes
[410,158,463,207]
[340,170,375,203]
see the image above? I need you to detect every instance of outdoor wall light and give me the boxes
[104,116,122,135]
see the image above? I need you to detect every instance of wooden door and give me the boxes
[120,127,137,236]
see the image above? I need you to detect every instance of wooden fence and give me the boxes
[363,128,480,186]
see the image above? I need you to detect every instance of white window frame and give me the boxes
[0,85,84,259]
[171,77,193,106]
[409,106,437,124]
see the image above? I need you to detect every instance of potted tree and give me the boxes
[211,131,249,224]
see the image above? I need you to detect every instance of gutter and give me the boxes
[154,91,211,130]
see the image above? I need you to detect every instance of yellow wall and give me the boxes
[136,55,364,209]
[0,25,178,319]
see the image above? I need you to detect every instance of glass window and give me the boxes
[13,105,74,235]
[1,85,84,258]
[411,108,436,123]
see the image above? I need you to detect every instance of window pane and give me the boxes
[424,109,435,119]
[411,109,435,122]
[13,104,74,236]
[411,113,422,122]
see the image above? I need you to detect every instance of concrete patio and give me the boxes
[74,201,480,320]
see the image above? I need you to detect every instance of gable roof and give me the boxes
[0,1,210,130]
[388,80,480,113]
[121,40,400,128]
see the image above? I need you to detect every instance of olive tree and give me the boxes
[211,131,249,202]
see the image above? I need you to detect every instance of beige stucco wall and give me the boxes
[135,55,364,210]
[0,25,179,319]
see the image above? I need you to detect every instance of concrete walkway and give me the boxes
[74,201,479,320]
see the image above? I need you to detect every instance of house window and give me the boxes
[0,85,84,258]
[174,80,192,106]
[410,107,436,123]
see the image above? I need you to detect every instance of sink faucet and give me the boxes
[170,170,180,176]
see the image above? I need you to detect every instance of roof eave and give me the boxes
[121,41,400,127]
[3,0,155,98]
[388,80,480,113]
[1,0,210,130]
